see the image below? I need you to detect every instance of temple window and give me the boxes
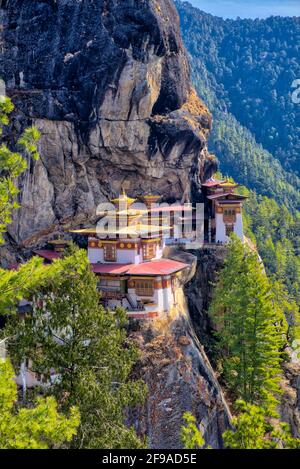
[223,208,236,223]
[142,243,156,260]
[135,280,154,297]
[104,244,116,262]
[98,279,120,291]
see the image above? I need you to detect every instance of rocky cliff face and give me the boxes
[0,0,214,248]
[128,281,231,449]
[281,361,300,438]
[126,248,232,449]
[184,247,227,355]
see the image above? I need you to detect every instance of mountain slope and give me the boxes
[176,0,300,211]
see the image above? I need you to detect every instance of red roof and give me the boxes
[34,250,61,261]
[92,259,189,276]
[126,259,188,276]
[34,250,188,277]
[202,178,224,188]
[207,193,247,201]
[92,264,130,275]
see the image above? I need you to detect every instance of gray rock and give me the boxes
[0,0,214,247]
[128,313,232,449]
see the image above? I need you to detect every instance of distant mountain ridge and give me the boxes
[176,0,300,210]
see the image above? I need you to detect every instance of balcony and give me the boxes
[98,286,124,301]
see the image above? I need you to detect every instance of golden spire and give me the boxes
[111,190,136,208]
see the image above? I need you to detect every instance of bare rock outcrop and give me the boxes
[281,361,300,438]
[128,287,232,449]
[0,0,215,249]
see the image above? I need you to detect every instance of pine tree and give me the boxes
[5,246,146,449]
[210,236,287,412]
[0,256,65,313]
[181,413,205,449]
[223,400,300,449]
[0,96,40,244]
[222,401,267,449]
[0,359,79,449]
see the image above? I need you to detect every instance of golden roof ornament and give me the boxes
[111,189,136,208]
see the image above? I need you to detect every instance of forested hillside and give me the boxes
[243,189,300,314]
[176,0,300,211]
[212,172,300,330]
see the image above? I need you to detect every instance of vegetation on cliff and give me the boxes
[243,192,300,308]
[223,400,300,449]
[181,413,205,449]
[210,237,300,448]
[210,237,286,411]
[176,0,300,211]
[0,360,79,449]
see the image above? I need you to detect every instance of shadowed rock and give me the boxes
[0,0,214,246]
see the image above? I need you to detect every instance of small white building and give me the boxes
[92,260,184,319]
[202,179,247,243]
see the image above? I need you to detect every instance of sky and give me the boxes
[188,0,300,19]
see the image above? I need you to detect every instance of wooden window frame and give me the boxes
[103,243,117,262]
[135,279,154,297]
[223,208,236,223]
[142,243,156,261]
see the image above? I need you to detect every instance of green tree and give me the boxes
[5,246,146,449]
[210,236,287,412]
[0,94,81,449]
[181,413,205,449]
[272,281,300,343]
[223,401,267,449]
[223,400,300,449]
[0,256,65,313]
[0,96,40,244]
[0,359,79,449]
[176,1,300,207]
[244,192,300,308]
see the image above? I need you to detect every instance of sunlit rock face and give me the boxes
[127,258,232,449]
[0,0,214,246]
